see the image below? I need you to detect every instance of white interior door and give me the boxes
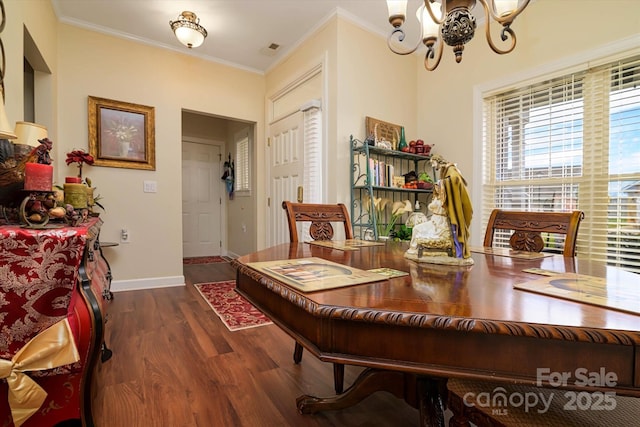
[267,112,305,246]
[182,142,222,257]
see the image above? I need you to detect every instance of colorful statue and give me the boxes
[405,154,474,266]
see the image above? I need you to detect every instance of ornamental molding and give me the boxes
[233,262,640,346]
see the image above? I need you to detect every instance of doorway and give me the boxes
[181,111,258,258]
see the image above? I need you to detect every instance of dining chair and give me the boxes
[447,378,640,426]
[282,200,354,243]
[447,208,618,426]
[483,209,585,256]
[282,200,353,394]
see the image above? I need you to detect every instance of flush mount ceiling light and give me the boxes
[170,11,207,49]
[387,0,530,71]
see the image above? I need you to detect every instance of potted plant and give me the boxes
[381,199,413,238]
[364,196,412,239]
[64,149,95,209]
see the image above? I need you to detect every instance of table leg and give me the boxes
[417,376,446,427]
[296,368,446,427]
[334,363,344,394]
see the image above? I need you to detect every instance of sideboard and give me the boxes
[0,217,112,427]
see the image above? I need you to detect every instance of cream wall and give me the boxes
[4,1,58,139]
[263,18,337,249]
[182,112,230,142]
[7,0,639,288]
[334,17,416,206]
[414,0,640,245]
[226,120,256,256]
[55,25,264,289]
[7,1,264,290]
[265,15,417,217]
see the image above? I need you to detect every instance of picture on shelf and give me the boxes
[393,176,405,188]
[365,116,402,149]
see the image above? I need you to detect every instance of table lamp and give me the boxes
[13,121,48,147]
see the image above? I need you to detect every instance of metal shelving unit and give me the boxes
[349,135,434,240]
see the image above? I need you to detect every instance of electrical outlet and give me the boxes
[120,228,130,243]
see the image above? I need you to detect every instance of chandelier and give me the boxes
[386,0,530,71]
[170,11,208,49]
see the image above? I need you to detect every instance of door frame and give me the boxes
[265,57,327,247]
[181,136,227,256]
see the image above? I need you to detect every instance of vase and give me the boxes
[397,127,408,152]
[119,141,131,157]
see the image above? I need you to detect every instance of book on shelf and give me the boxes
[366,157,396,188]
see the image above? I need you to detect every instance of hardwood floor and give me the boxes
[92,261,423,426]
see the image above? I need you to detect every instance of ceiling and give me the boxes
[51,0,425,74]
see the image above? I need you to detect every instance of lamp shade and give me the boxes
[387,0,408,27]
[170,11,207,49]
[417,4,441,39]
[14,121,48,147]
[387,0,408,18]
[495,0,519,16]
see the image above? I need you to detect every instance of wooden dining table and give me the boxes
[231,241,640,427]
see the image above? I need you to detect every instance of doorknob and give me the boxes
[297,186,303,203]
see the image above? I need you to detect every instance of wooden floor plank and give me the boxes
[92,262,423,426]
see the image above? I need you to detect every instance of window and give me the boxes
[235,132,250,195]
[483,55,640,273]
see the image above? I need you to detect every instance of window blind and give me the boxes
[483,55,640,273]
[303,105,322,204]
[235,135,250,193]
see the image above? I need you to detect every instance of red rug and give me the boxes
[183,256,230,265]
[194,280,272,331]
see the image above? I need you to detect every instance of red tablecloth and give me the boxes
[0,217,99,358]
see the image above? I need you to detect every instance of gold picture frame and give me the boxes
[88,96,155,170]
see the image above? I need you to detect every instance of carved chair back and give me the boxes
[282,201,354,243]
[280,201,351,394]
[484,209,584,257]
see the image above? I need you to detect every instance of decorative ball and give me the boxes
[441,8,477,47]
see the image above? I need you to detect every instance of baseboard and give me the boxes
[225,250,240,259]
[111,275,185,292]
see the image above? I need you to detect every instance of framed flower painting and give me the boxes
[88,96,155,170]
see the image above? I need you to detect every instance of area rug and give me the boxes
[194,280,272,331]
[183,256,230,265]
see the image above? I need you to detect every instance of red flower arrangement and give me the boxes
[66,149,95,178]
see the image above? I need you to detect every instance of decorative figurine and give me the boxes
[405,154,474,266]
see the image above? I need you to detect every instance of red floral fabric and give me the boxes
[1,218,102,426]
[0,219,98,359]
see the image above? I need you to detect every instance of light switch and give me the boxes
[143,180,157,193]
